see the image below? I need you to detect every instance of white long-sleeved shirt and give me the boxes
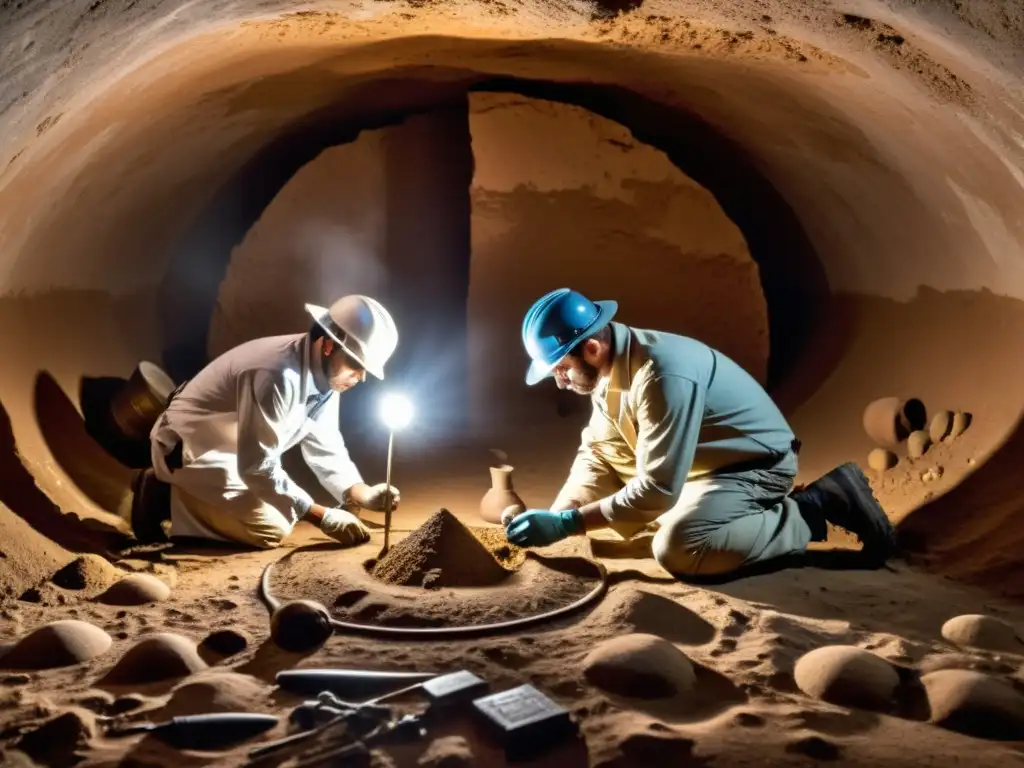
[150,333,363,522]
[553,322,795,526]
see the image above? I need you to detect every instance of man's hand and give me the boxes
[346,483,401,512]
[319,508,371,547]
[506,509,584,548]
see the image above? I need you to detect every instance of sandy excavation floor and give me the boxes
[3,481,1024,767]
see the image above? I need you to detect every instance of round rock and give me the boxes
[160,671,268,717]
[0,620,112,670]
[270,600,333,653]
[907,430,931,459]
[867,448,897,472]
[921,669,1024,740]
[100,633,207,685]
[928,411,953,443]
[794,645,899,712]
[950,411,971,439]
[583,633,695,700]
[96,574,171,606]
[941,614,1024,654]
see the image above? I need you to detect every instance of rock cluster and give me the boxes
[861,397,971,473]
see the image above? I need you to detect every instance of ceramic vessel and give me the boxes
[862,397,927,447]
[480,464,526,525]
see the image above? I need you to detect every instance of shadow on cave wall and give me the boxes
[33,371,136,518]
[0,391,124,556]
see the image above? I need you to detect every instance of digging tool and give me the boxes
[107,713,280,750]
[290,712,428,768]
[250,670,488,761]
[376,392,413,558]
[275,668,438,698]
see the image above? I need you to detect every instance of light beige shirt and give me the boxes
[151,333,363,526]
[554,322,795,526]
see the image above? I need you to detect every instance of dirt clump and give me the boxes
[0,504,73,603]
[50,554,120,593]
[371,509,512,588]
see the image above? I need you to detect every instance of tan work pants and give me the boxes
[562,452,811,577]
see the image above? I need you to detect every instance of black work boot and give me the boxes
[130,469,171,544]
[791,462,896,565]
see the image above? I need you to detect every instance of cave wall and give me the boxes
[466,92,767,432]
[208,107,474,445]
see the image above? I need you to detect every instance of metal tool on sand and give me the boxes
[376,392,413,558]
[107,712,280,750]
[248,670,488,762]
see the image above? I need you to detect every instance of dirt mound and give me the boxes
[370,509,511,588]
[0,503,73,602]
[51,554,121,593]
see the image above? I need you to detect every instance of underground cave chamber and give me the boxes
[1,16,1024,591]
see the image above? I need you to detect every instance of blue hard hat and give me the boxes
[521,288,618,385]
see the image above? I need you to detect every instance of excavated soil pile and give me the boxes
[370,508,512,588]
[269,518,599,629]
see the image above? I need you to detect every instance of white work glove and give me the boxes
[353,483,401,513]
[319,508,370,547]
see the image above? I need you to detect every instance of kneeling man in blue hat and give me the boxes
[506,288,897,578]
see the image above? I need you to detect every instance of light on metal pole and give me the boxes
[378,392,413,557]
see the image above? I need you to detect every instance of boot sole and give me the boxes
[830,462,897,563]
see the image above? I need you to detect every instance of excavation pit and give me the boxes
[270,509,602,631]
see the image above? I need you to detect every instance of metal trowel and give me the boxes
[108,712,280,750]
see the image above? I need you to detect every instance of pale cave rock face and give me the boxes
[466,92,767,428]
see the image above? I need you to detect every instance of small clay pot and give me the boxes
[480,465,526,525]
[862,397,927,448]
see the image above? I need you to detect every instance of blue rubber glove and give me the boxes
[506,509,584,548]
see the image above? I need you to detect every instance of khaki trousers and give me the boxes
[566,452,812,577]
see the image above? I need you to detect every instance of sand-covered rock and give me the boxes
[950,412,971,439]
[868,448,898,472]
[590,588,716,646]
[96,573,170,605]
[583,633,696,699]
[159,671,268,718]
[941,614,1023,654]
[793,645,899,712]
[50,554,121,592]
[907,430,931,459]
[371,509,510,588]
[921,669,1024,740]
[0,620,112,670]
[100,633,207,685]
